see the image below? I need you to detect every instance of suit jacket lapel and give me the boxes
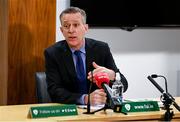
[85,38,99,91]
[62,44,77,79]
[60,39,95,82]
[85,38,95,75]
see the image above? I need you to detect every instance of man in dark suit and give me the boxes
[44,7,128,105]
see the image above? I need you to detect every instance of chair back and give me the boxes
[35,72,51,103]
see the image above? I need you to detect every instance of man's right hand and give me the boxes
[87,62,115,82]
[84,89,107,105]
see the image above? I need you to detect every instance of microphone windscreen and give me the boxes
[151,74,158,78]
[94,72,110,88]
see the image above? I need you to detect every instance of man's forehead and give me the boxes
[62,15,82,23]
[62,20,81,24]
[62,13,82,19]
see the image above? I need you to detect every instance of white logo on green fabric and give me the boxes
[125,104,131,111]
[33,109,38,115]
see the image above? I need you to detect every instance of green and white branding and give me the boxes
[122,101,160,113]
[124,104,131,111]
[30,104,78,118]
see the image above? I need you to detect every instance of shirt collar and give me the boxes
[70,42,86,54]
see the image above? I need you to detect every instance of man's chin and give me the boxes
[67,42,79,48]
[68,38,77,42]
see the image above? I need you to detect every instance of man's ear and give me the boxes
[84,24,89,32]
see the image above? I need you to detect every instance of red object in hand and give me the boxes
[94,72,110,88]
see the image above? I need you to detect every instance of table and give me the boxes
[0,98,180,121]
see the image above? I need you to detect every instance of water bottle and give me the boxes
[112,72,124,104]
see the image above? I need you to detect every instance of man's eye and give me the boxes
[63,24,69,28]
[74,24,79,27]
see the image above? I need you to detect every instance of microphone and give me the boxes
[94,72,110,88]
[147,75,180,112]
[151,74,168,93]
[147,76,164,93]
[94,72,123,112]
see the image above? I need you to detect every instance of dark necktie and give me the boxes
[74,51,87,94]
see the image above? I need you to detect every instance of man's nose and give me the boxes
[68,25,75,32]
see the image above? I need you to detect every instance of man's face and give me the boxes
[60,13,88,50]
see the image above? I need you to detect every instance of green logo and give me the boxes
[33,109,38,115]
[124,104,131,111]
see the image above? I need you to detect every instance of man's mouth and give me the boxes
[69,36,76,39]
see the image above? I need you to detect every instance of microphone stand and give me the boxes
[161,93,174,121]
[83,71,112,114]
[83,71,95,114]
[161,92,180,121]
[84,71,126,115]
[91,74,127,115]
[147,75,180,121]
[83,71,111,114]
[151,74,173,120]
[90,98,126,115]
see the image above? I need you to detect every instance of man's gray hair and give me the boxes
[60,7,87,24]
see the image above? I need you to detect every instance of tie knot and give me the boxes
[74,50,81,56]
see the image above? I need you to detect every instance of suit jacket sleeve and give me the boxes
[88,40,128,92]
[106,44,128,92]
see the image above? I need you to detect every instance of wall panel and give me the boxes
[0,0,8,105]
[0,0,56,105]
